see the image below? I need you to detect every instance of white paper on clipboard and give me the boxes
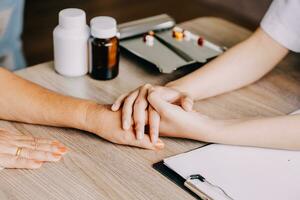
[164,144,300,200]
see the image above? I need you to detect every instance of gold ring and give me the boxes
[15,147,22,157]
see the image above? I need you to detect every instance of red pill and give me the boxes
[198,37,204,46]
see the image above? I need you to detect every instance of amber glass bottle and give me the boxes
[89,17,120,80]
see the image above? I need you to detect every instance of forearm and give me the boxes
[167,28,288,100]
[197,115,300,150]
[0,68,96,130]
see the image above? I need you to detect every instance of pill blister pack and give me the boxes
[119,14,225,73]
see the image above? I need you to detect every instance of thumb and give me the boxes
[147,88,178,115]
[181,95,193,112]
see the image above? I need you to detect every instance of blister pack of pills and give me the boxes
[119,14,225,73]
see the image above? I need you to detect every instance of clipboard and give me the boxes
[153,145,232,200]
[153,160,201,200]
[153,144,300,200]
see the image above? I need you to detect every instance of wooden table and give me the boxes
[0,17,299,200]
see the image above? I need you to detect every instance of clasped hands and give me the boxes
[0,84,215,169]
[111,84,215,148]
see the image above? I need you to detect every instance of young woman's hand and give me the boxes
[0,128,67,169]
[84,104,165,150]
[111,84,193,143]
[147,88,221,141]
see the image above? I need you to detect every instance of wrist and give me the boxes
[165,81,183,91]
[72,100,100,131]
[193,117,242,143]
[81,101,109,134]
[166,82,195,100]
[191,115,229,142]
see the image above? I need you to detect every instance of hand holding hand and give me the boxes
[111,84,193,143]
[84,104,164,150]
[147,88,218,141]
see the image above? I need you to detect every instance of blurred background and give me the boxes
[0,0,272,70]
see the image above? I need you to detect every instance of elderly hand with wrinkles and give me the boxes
[0,128,67,169]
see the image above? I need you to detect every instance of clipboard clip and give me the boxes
[189,174,206,182]
[185,174,234,200]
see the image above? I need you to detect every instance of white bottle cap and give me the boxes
[90,16,117,39]
[59,8,86,29]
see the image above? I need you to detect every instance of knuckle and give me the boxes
[122,133,132,144]
[150,126,158,133]
[134,101,146,110]
[110,132,126,145]
[184,96,193,102]
[147,92,155,101]
[42,151,51,160]
[159,109,169,118]
[134,99,142,105]
[124,97,134,105]
[25,149,34,159]
[28,140,36,147]
[115,134,130,145]
[150,109,159,116]
[134,118,144,125]
[143,83,151,89]
[153,87,162,93]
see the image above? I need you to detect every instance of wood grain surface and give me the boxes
[0,17,299,200]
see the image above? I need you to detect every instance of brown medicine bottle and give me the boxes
[89,17,120,80]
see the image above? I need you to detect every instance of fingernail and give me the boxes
[52,141,60,146]
[111,104,117,111]
[52,153,62,160]
[155,141,165,150]
[35,160,44,164]
[58,147,68,154]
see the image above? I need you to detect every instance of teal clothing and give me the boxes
[0,0,25,70]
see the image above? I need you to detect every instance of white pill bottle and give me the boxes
[53,8,90,76]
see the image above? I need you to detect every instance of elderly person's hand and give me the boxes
[0,128,67,169]
[84,104,165,150]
